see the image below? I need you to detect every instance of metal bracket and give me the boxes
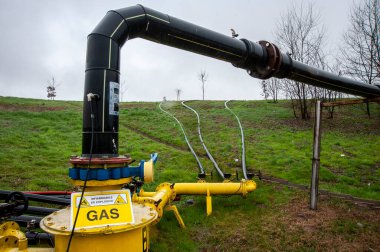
[164,205,185,228]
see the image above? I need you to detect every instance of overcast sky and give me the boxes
[0,0,358,101]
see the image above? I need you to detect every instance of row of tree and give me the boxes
[261,0,379,119]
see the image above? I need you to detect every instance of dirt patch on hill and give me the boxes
[194,191,380,251]
[277,194,380,251]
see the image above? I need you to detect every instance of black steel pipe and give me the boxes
[25,206,59,215]
[0,190,70,206]
[83,5,380,156]
[277,59,380,97]
[8,215,42,228]
[26,232,54,246]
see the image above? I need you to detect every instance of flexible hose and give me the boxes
[159,102,205,175]
[225,100,247,180]
[182,101,225,179]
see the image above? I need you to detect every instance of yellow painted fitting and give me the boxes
[0,221,28,251]
[206,184,212,216]
[173,180,256,196]
[138,189,156,197]
[134,183,176,224]
[206,196,212,216]
[71,177,132,187]
[165,205,185,228]
[143,159,154,183]
[134,180,256,226]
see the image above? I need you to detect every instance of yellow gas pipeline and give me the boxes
[174,180,256,197]
[1,154,257,252]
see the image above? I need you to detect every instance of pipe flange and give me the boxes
[156,182,177,201]
[257,40,282,79]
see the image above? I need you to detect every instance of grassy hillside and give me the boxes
[0,96,379,251]
[123,100,380,199]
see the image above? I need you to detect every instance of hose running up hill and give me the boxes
[159,102,205,175]
[181,101,225,179]
[225,100,248,180]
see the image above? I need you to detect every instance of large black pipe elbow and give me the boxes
[82,6,144,156]
[82,5,265,156]
[82,5,380,156]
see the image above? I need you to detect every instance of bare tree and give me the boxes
[275,3,326,119]
[321,62,347,118]
[261,78,281,103]
[175,88,182,101]
[341,0,380,86]
[47,77,58,100]
[261,80,269,100]
[198,70,208,101]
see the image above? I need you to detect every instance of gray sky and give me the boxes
[0,0,356,101]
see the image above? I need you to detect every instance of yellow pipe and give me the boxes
[138,190,156,197]
[133,180,256,226]
[173,179,256,197]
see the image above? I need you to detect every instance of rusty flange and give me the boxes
[257,40,282,79]
[70,156,133,166]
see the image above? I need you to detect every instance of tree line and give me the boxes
[260,0,379,119]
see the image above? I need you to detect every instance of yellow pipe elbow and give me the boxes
[134,183,175,222]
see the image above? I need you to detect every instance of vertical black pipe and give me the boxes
[81,5,262,156]
[82,8,137,156]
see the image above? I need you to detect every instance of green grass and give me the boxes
[0,96,379,251]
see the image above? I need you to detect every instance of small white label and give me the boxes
[109,81,119,116]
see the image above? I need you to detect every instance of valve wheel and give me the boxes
[5,191,29,216]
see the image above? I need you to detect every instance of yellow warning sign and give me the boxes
[70,190,134,230]
[115,194,126,204]
[81,198,90,207]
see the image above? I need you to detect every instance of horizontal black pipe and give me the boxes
[0,190,70,206]
[26,231,54,246]
[9,215,42,228]
[25,206,59,215]
[278,60,380,97]
[83,5,380,156]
